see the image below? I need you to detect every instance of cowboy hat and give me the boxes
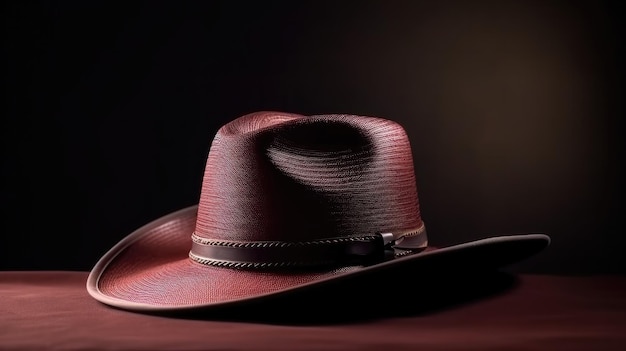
[87,111,549,312]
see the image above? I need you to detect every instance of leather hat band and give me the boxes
[189,225,427,270]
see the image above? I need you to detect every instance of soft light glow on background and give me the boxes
[2,1,622,274]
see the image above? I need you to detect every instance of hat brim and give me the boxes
[87,205,549,312]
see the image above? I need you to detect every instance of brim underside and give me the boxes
[87,206,549,312]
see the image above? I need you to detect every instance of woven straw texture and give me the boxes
[95,111,426,307]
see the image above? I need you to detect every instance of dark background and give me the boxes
[2,0,624,274]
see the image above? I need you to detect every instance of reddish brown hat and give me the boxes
[87,111,549,311]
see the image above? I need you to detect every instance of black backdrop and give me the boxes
[2,0,624,274]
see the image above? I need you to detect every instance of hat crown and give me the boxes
[194,111,423,243]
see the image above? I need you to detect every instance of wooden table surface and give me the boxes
[1,271,625,351]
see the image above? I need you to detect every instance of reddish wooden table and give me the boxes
[1,271,625,350]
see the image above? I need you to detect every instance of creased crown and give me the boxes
[194,111,423,243]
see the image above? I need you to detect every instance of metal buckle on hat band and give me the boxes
[379,225,428,250]
[188,224,427,270]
